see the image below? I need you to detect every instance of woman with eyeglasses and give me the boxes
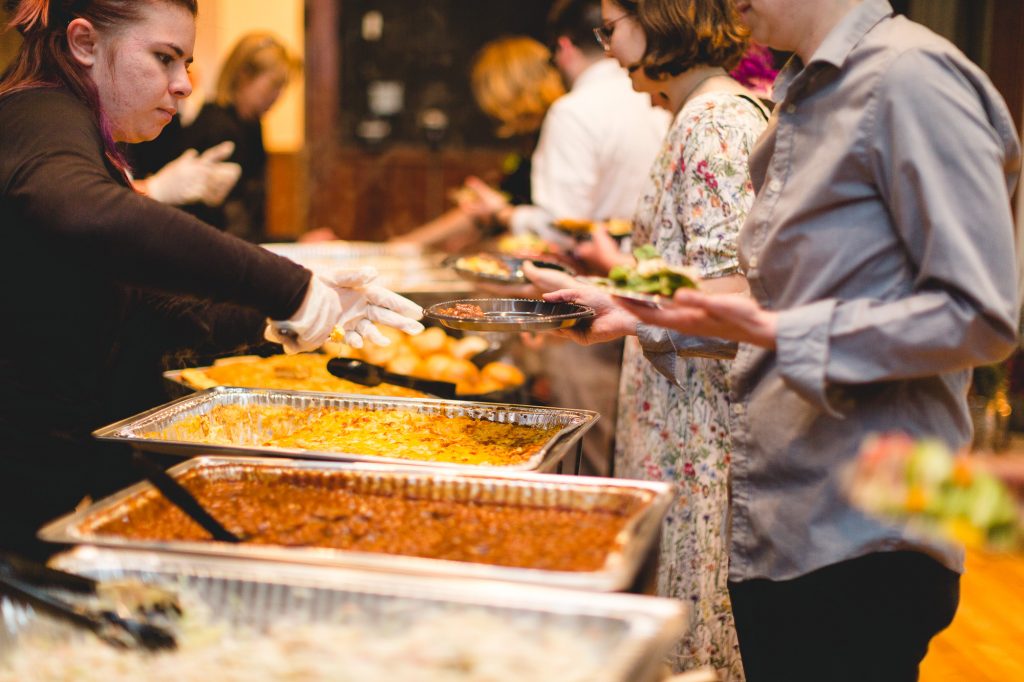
[531,0,768,678]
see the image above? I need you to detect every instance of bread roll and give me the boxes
[422,354,455,380]
[386,352,419,376]
[462,377,505,396]
[451,335,489,360]
[441,357,480,385]
[408,326,448,355]
[481,362,525,387]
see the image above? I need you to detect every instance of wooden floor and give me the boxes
[919,549,1024,681]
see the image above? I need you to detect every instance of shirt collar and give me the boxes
[573,57,628,91]
[773,0,893,100]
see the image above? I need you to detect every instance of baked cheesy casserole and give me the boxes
[148,404,562,466]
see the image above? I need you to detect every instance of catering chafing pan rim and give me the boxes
[261,239,429,260]
[92,386,598,473]
[39,456,672,592]
[261,240,478,295]
[0,546,686,682]
[161,365,529,404]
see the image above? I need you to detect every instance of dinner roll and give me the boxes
[451,335,489,360]
[386,352,419,376]
[421,354,455,380]
[441,357,480,385]
[481,362,525,387]
[408,326,448,355]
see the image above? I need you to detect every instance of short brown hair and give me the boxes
[635,0,749,80]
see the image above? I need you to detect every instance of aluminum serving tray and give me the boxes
[93,387,596,473]
[0,547,685,682]
[262,240,475,295]
[161,366,530,404]
[39,457,673,592]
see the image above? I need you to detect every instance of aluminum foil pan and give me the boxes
[262,240,429,261]
[39,457,672,592]
[93,387,596,473]
[161,366,529,405]
[0,546,685,681]
[261,241,474,295]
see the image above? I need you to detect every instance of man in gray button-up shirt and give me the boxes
[622,1,1020,680]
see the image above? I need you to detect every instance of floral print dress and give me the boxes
[616,93,767,680]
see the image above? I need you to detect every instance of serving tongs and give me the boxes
[131,451,245,543]
[0,554,178,651]
[327,357,459,399]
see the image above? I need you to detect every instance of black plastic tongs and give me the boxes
[0,553,178,651]
[327,357,459,399]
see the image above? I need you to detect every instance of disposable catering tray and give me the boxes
[262,239,428,260]
[93,387,596,473]
[261,240,474,296]
[161,366,530,404]
[38,457,674,592]
[0,547,685,682]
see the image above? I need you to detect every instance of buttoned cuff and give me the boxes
[637,324,738,387]
[636,324,678,385]
[776,300,844,417]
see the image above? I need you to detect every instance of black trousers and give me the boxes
[728,551,960,682]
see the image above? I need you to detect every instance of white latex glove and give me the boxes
[196,141,241,206]
[264,267,424,354]
[143,141,241,206]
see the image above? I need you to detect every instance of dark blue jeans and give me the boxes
[729,551,960,682]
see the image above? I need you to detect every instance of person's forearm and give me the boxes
[394,208,475,246]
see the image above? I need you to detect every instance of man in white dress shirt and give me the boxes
[478,0,670,236]
[471,0,670,476]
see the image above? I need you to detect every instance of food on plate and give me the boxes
[601,245,700,296]
[453,253,514,279]
[552,217,631,238]
[88,466,639,571]
[604,218,633,237]
[435,303,487,319]
[847,432,1022,551]
[553,217,593,233]
[323,326,523,396]
[495,232,555,256]
[144,404,561,467]
[177,353,424,398]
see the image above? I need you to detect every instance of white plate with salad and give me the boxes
[580,245,700,307]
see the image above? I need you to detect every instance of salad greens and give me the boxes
[849,433,1021,551]
[604,245,699,296]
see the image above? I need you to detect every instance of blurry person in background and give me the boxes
[393,36,566,252]
[615,1,1021,680]
[180,31,301,243]
[457,0,670,246]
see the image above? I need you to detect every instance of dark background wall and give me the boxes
[337,0,553,148]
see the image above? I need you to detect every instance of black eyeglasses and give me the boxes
[593,14,630,51]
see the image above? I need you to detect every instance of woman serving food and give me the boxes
[0,0,423,560]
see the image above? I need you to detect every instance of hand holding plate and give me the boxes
[615,289,779,348]
[542,286,638,346]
